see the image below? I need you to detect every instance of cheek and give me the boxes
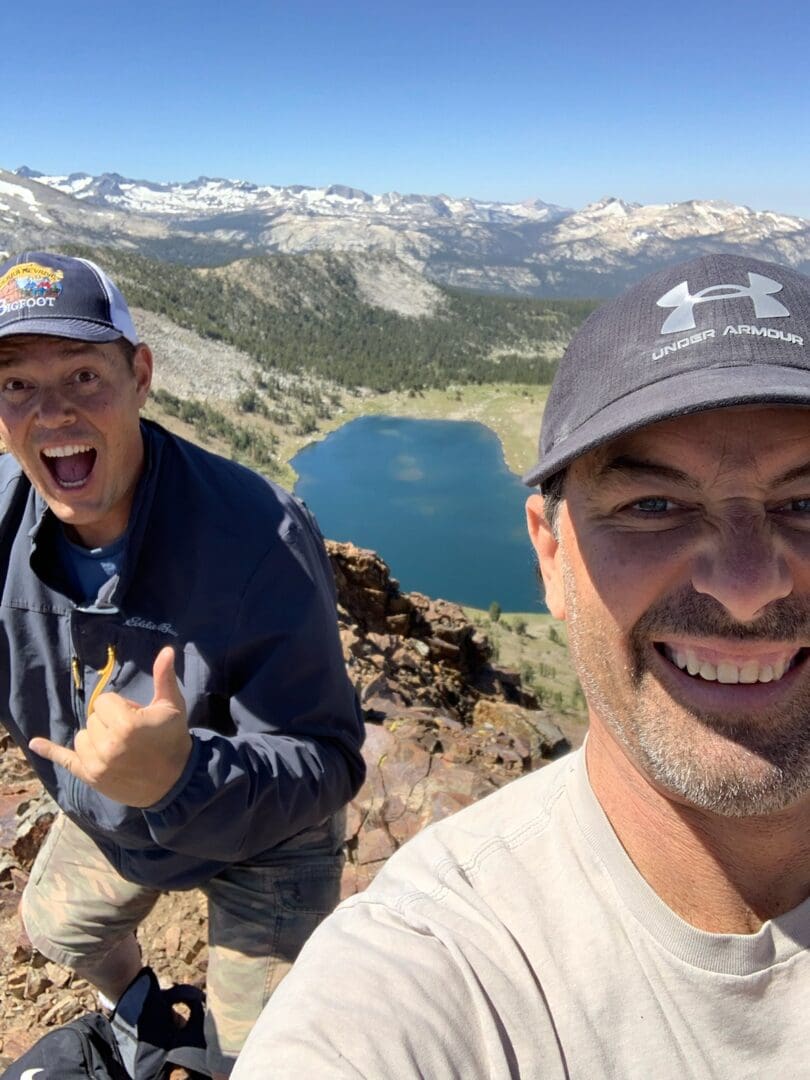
[0,419,25,455]
[573,532,687,632]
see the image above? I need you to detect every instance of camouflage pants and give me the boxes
[21,812,345,1076]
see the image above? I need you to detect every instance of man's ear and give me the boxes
[133,344,153,402]
[526,493,566,620]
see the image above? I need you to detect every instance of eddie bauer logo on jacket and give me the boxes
[656,271,790,333]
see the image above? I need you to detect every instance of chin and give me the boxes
[624,696,810,818]
[649,755,810,818]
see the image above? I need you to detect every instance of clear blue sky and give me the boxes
[6,0,810,215]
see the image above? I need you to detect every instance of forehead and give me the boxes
[0,335,106,366]
[574,405,810,484]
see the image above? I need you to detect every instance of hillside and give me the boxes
[64,244,594,390]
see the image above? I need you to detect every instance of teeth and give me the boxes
[664,645,798,685]
[42,444,92,458]
[738,661,759,684]
[717,662,739,684]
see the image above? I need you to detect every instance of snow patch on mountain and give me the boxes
[26,169,565,227]
[0,179,38,206]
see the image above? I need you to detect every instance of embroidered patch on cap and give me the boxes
[0,261,64,315]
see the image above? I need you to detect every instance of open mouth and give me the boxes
[41,444,97,489]
[655,642,807,685]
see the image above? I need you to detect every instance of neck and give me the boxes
[586,720,810,933]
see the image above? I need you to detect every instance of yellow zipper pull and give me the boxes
[71,656,82,691]
[87,645,117,717]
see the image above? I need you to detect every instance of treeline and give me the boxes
[239,372,342,435]
[151,389,278,469]
[68,245,598,391]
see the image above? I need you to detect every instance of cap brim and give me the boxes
[523,362,810,486]
[0,318,126,344]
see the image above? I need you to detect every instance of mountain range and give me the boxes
[4,167,810,297]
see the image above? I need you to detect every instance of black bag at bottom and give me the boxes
[2,966,210,1080]
[1,1010,129,1079]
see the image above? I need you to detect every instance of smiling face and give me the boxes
[0,334,152,547]
[528,405,810,817]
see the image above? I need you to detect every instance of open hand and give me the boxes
[30,647,193,808]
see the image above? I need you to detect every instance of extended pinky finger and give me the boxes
[29,737,83,777]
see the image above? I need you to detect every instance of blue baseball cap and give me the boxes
[0,251,139,345]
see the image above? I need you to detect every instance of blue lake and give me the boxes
[292,416,546,612]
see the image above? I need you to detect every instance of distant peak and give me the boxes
[325,184,372,202]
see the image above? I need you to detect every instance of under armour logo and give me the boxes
[656,272,790,334]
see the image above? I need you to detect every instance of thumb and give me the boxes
[150,646,185,711]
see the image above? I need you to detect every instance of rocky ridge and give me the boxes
[0,541,573,1064]
[4,166,810,297]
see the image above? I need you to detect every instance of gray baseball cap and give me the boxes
[524,253,810,486]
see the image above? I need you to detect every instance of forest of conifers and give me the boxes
[70,245,597,391]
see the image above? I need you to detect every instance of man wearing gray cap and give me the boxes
[0,252,365,1077]
[234,253,810,1078]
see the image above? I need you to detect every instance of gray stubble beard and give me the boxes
[559,556,810,818]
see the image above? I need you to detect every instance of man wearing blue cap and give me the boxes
[234,253,810,1078]
[0,252,365,1077]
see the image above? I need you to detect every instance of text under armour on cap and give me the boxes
[523,253,810,487]
[0,251,139,345]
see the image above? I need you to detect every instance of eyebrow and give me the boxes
[0,341,91,368]
[594,454,810,489]
[593,455,700,488]
[771,461,810,487]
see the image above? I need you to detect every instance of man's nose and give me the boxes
[691,514,792,623]
[34,387,74,429]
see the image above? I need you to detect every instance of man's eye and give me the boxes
[630,497,673,513]
[2,378,32,393]
[72,369,99,385]
[780,498,810,513]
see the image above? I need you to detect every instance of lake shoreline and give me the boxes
[144,379,549,492]
[278,381,549,488]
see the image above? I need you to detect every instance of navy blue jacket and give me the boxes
[0,421,365,888]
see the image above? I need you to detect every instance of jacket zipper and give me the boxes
[87,645,116,716]
[70,644,117,723]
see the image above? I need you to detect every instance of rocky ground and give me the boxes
[0,541,581,1067]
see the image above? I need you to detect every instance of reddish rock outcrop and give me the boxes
[326,542,569,895]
